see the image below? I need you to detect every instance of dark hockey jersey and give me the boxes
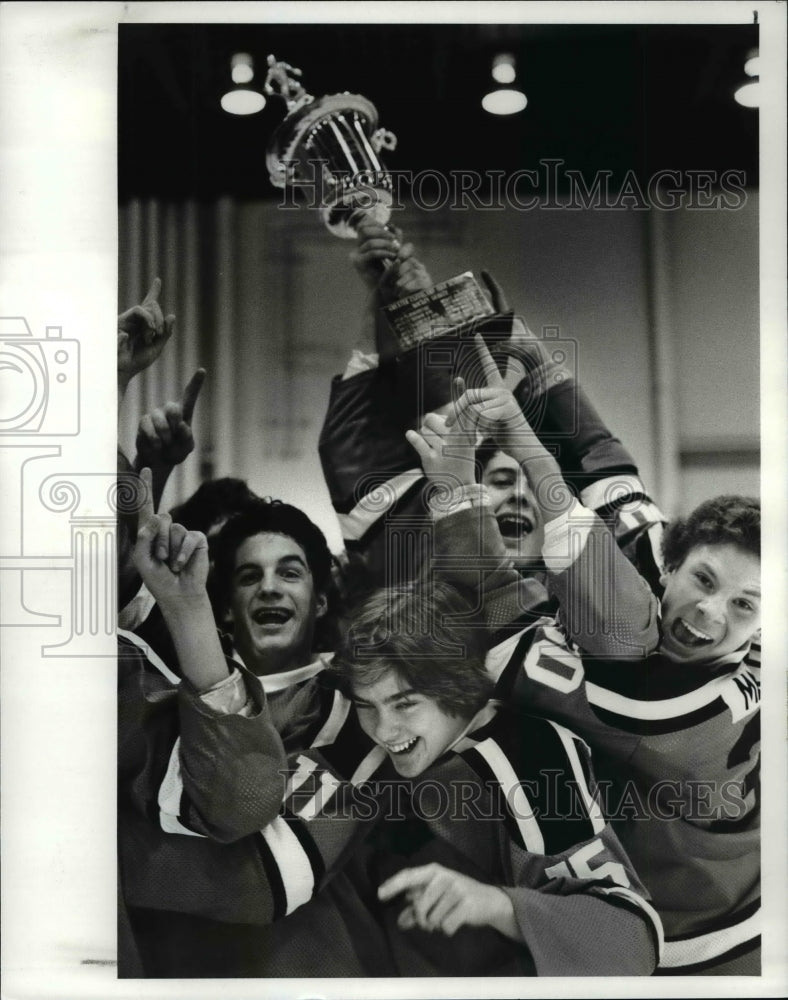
[491,621,761,974]
[363,706,661,976]
[118,630,394,977]
[127,613,661,976]
[428,469,760,974]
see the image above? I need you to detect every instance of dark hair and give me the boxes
[475,437,504,482]
[331,581,493,719]
[210,498,339,649]
[169,477,258,534]
[661,495,760,571]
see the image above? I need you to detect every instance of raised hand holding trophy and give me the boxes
[264,56,519,398]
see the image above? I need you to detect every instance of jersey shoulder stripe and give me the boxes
[658,899,760,972]
[584,658,760,732]
[118,627,180,684]
[338,471,424,541]
[313,691,376,779]
[460,712,599,855]
[582,649,751,702]
[590,695,728,736]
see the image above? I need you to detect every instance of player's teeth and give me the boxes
[387,737,417,753]
[684,621,711,640]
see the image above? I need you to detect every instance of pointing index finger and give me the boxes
[378,865,434,901]
[474,333,505,389]
[140,277,162,308]
[181,369,206,423]
[137,467,155,525]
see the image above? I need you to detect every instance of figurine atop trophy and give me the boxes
[263,55,309,111]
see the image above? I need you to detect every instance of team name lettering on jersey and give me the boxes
[722,667,760,724]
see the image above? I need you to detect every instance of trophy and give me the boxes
[264,56,397,239]
[264,56,508,381]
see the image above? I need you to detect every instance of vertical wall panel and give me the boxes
[210,197,238,479]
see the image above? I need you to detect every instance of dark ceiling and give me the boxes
[118,21,759,202]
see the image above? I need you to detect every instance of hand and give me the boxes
[132,467,210,608]
[381,253,434,303]
[378,863,517,939]
[446,334,529,446]
[118,278,176,389]
[448,337,570,521]
[405,411,476,490]
[135,369,206,470]
[351,219,433,304]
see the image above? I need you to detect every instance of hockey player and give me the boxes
[423,340,761,975]
[326,580,663,976]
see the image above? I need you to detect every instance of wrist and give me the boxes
[487,886,520,941]
[156,591,214,625]
[134,454,173,473]
[429,482,490,520]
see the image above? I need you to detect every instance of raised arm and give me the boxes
[121,468,287,841]
[117,277,175,414]
[438,336,659,658]
[481,270,667,583]
[134,368,206,511]
[319,222,435,586]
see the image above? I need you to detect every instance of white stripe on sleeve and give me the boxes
[660,906,760,969]
[118,628,181,685]
[596,885,665,963]
[311,690,351,747]
[545,721,606,834]
[259,817,316,915]
[157,736,204,837]
[579,475,646,513]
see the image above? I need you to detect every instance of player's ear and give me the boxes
[315,592,328,619]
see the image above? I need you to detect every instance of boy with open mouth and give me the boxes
[325,580,662,977]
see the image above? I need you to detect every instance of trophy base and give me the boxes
[382,272,496,353]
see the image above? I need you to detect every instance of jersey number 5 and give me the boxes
[544,838,630,888]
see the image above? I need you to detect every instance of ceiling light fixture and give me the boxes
[491,53,517,85]
[483,54,527,116]
[221,53,266,115]
[734,48,759,109]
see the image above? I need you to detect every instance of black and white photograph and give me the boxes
[1,3,786,998]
